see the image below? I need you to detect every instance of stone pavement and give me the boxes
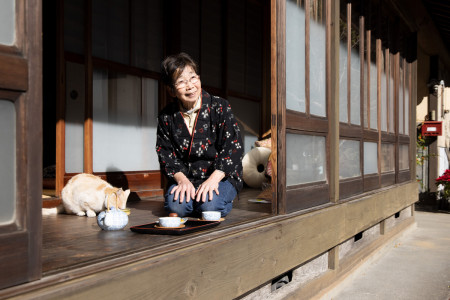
[319,209,450,300]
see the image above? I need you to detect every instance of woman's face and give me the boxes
[170,65,201,108]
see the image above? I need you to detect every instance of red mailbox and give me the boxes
[421,121,442,136]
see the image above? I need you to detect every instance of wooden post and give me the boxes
[275,0,286,214]
[329,0,339,203]
[269,0,278,214]
[380,219,386,235]
[328,246,339,270]
[84,0,93,174]
[55,0,65,196]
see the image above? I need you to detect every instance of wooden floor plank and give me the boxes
[42,188,272,274]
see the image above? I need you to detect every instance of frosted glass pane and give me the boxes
[0,0,15,45]
[370,62,377,130]
[286,134,326,186]
[0,100,15,224]
[364,142,378,174]
[339,41,348,123]
[131,0,164,71]
[93,70,160,172]
[65,62,85,173]
[286,0,306,113]
[92,0,129,64]
[399,144,409,170]
[309,0,326,117]
[381,143,394,172]
[228,97,260,154]
[339,139,361,179]
[350,48,361,125]
[64,0,84,54]
[339,1,348,123]
[200,0,222,89]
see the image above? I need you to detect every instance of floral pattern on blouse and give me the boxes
[156,90,244,192]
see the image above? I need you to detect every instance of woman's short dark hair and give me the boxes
[161,52,199,87]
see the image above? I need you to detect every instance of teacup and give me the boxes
[202,211,221,221]
[159,217,181,228]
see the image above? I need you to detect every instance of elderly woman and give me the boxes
[156,52,243,218]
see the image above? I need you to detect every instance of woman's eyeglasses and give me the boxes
[174,75,200,90]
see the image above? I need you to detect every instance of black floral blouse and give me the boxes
[156,90,244,192]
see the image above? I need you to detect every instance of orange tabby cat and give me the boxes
[43,173,130,217]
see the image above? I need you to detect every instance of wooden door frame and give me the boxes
[0,0,42,289]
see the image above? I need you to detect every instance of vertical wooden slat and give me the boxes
[386,47,390,133]
[377,2,382,184]
[276,0,286,214]
[359,12,365,132]
[366,30,371,129]
[262,0,272,136]
[392,20,399,183]
[394,52,399,183]
[411,58,417,182]
[305,0,310,116]
[270,0,277,215]
[55,0,65,196]
[84,0,93,174]
[347,2,351,125]
[329,0,339,203]
[359,10,365,181]
[402,58,406,134]
[26,0,43,280]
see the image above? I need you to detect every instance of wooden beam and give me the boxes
[0,54,27,91]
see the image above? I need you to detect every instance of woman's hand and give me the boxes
[171,172,196,203]
[196,170,225,202]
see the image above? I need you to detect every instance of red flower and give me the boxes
[436,169,450,185]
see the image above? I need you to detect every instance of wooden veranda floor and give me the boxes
[42,188,272,275]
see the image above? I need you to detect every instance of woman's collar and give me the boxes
[179,95,201,114]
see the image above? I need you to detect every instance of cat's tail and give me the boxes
[42,204,65,216]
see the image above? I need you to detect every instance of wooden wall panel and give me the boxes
[381,172,395,187]
[340,178,364,200]
[363,174,380,191]
[286,183,329,212]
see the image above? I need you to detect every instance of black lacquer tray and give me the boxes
[130,220,221,235]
